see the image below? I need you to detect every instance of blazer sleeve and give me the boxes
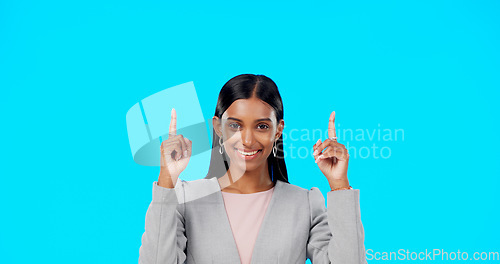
[138,181,187,264]
[306,187,367,264]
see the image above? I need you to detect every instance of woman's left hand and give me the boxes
[312,111,350,189]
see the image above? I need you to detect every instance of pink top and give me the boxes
[221,186,275,264]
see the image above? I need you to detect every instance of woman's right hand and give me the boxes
[158,108,192,188]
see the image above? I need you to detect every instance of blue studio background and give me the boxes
[1,0,499,263]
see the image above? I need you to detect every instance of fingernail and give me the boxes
[184,150,188,157]
[315,157,320,163]
[313,149,319,155]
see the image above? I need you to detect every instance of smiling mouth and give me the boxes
[234,148,262,156]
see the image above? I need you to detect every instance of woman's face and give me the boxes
[213,97,284,172]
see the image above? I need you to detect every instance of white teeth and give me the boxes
[237,149,259,156]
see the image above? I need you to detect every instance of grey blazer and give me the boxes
[138,177,367,264]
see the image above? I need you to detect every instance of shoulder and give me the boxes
[278,180,307,196]
[278,181,325,204]
[277,181,327,223]
[174,177,221,204]
[177,177,215,189]
[279,180,322,192]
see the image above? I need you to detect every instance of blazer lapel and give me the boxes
[250,180,283,264]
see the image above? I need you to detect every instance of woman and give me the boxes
[139,74,367,264]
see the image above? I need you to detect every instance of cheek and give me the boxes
[221,128,238,141]
[257,135,275,150]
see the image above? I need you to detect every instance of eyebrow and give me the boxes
[226,117,272,122]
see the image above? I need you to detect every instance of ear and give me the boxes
[275,119,285,140]
[213,116,223,138]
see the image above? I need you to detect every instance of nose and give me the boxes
[240,128,255,146]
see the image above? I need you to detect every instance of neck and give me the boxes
[218,161,274,194]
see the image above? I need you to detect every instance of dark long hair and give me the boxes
[204,74,289,184]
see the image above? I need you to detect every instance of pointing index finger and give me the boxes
[169,108,177,137]
[328,111,337,139]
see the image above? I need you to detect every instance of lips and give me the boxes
[235,148,262,156]
[234,148,263,160]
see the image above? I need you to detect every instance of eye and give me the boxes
[257,123,270,130]
[229,123,241,129]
